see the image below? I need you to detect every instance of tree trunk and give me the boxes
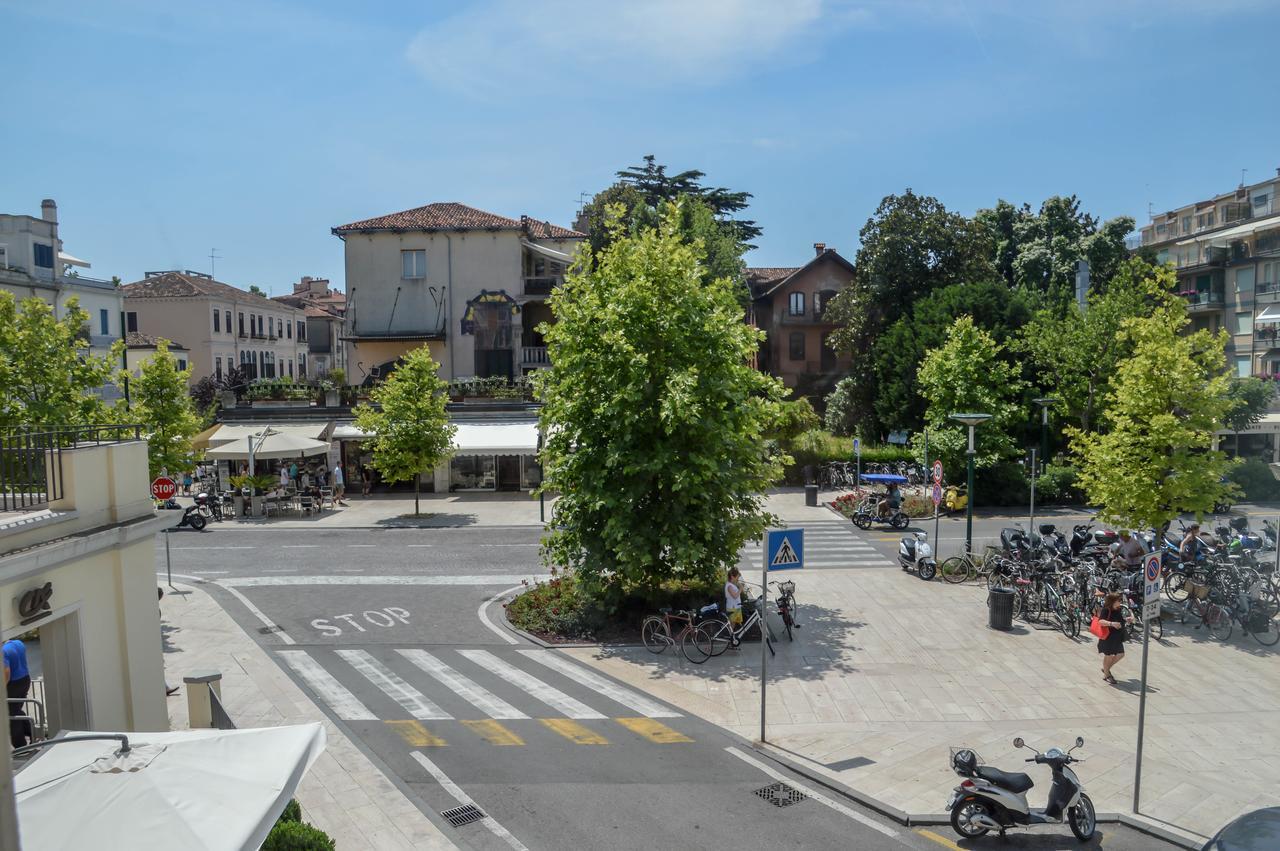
[414,472,420,517]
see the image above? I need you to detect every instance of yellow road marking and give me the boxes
[539,718,609,745]
[461,719,525,746]
[385,720,447,747]
[615,717,693,743]
[915,828,962,849]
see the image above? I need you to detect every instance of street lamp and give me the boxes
[1032,397,1059,464]
[950,412,992,556]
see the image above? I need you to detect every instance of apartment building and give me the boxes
[331,201,584,385]
[271,276,347,378]
[120,270,308,385]
[0,199,123,365]
[1137,168,1280,378]
[748,243,855,400]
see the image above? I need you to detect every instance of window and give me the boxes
[238,312,245,335]
[298,354,306,377]
[816,290,837,317]
[1263,262,1276,287]
[288,360,293,378]
[402,249,427,279]
[1255,193,1271,214]
[33,243,54,268]
[297,320,306,341]
[215,357,222,380]
[277,318,283,338]
[1181,215,1192,235]
[1236,355,1251,378]
[286,321,292,339]
[1196,211,1215,230]
[789,331,805,361]
[99,309,109,336]
[225,311,231,333]
[1236,267,1255,294]
[789,292,805,316]
[1235,311,1253,336]
[177,358,187,371]
[213,310,220,332]
[126,311,138,333]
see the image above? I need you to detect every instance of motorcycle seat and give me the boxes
[975,766,1034,794]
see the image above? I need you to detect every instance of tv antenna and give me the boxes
[209,248,222,279]
[1240,168,1248,187]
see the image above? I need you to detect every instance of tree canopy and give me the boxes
[538,203,788,599]
[1223,375,1275,454]
[352,346,455,515]
[129,340,202,479]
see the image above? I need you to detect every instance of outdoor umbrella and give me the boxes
[203,431,329,461]
[14,722,325,851]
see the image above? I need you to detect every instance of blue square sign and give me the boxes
[766,528,804,571]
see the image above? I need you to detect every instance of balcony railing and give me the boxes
[521,346,549,365]
[1256,325,1280,348]
[1178,289,1224,309]
[524,277,560,296]
[1,425,142,512]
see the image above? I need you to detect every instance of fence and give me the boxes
[0,424,142,511]
[209,686,236,730]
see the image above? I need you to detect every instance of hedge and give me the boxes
[783,430,913,485]
[1228,458,1280,502]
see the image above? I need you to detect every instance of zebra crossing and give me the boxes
[740,519,893,569]
[277,646,691,748]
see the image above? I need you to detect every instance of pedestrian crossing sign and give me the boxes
[766,528,804,571]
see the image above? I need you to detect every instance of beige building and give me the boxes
[121,271,308,386]
[271,276,348,379]
[0,199,124,368]
[123,331,189,375]
[331,202,584,385]
[1,426,170,844]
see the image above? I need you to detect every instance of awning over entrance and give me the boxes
[204,423,333,448]
[1258,307,1280,322]
[452,421,539,455]
[331,423,372,440]
[521,239,574,263]
[1216,411,1280,435]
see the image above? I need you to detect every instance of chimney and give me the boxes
[813,242,825,257]
[40,199,57,224]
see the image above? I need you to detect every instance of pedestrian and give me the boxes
[361,466,372,497]
[333,462,347,506]
[1096,592,1131,685]
[182,470,193,496]
[1110,529,1146,572]
[4,636,32,748]
[725,568,743,627]
[289,459,298,483]
[278,465,290,492]
[1180,523,1203,564]
[301,467,312,489]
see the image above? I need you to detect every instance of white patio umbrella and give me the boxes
[204,431,329,461]
[14,723,325,851]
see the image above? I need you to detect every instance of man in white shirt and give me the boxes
[333,463,347,506]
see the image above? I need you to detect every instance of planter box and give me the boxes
[250,400,312,408]
[325,390,340,407]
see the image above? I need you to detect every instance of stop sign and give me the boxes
[151,477,177,500]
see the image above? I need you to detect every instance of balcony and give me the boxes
[1255,324,1280,349]
[238,330,247,339]
[521,346,549,366]
[523,276,561,297]
[1178,288,1224,311]
[1256,281,1280,303]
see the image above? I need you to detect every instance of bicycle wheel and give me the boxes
[1208,605,1233,641]
[641,617,669,654]
[1165,571,1190,602]
[940,556,972,585]
[1060,607,1080,639]
[696,621,733,658]
[680,625,710,663]
[1250,602,1280,646]
[781,609,794,642]
[1022,587,1043,623]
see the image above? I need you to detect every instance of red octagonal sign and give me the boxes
[151,477,177,501]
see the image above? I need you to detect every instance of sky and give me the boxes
[3,0,1279,293]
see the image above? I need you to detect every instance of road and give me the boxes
[157,524,1174,850]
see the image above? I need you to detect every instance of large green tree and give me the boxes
[1070,300,1233,532]
[538,203,788,598]
[1018,258,1172,433]
[914,316,1026,474]
[0,292,120,430]
[352,346,455,516]
[1223,376,1275,456]
[129,340,202,479]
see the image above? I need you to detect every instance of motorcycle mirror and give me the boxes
[1075,736,1084,748]
[1012,737,1024,749]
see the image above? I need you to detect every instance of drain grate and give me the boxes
[441,804,486,827]
[754,782,807,808]
[257,625,283,635]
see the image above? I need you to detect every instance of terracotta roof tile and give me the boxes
[746,266,800,295]
[125,331,187,349]
[121,271,292,310]
[332,202,584,238]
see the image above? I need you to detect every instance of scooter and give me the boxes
[898,531,937,581]
[173,500,208,532]
[947,736,1096,842]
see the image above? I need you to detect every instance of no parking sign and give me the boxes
[1142,553,1162,622]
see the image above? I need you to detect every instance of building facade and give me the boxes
[748,244,855,400]
[271,276,347,379]
[123,332,189,375]
[0,199,123,365]
[121,271,308,386]
[331,202,583,386]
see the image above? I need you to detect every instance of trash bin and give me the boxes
[988,587,1014,630]
[805,484,819,507]
[803,464,817,485]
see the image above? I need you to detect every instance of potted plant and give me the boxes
[229,473,277,517]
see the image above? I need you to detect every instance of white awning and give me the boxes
[331,423,371,440]
[521,239,574,263]
[58,251,91,268]
[1216,412,1280,435]
[1257,307,1280,322]
[1177,213,1280,246]
[453,421,539,455]
[205,423,332,447]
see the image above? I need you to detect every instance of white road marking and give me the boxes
[516,650,680,719]
[278,650,375,720]
[282,545,320,549]
[478,543,540,547]
[222,583,295,644]
[171,545,256,550]
[397,650,527,719]
[478,585,524,645]
[458,650,604,719]
[406,544,435,548]
[724,746,899,838]
[335,649,451,720]
[221,574,549,587]
[189,570,229,575]
[347,544,376,548]
[410,751,530,851]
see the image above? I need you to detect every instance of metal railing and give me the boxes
[1,425,142,512]
[209,687,236,730]
[521,346,549,365]
[524,276,560,296]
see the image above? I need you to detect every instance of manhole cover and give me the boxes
[441,804,486,827]
[257,625,283,635]
[754,782,807,808]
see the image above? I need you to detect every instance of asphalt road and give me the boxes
[157,525,1176,850]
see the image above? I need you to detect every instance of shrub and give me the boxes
[260,820,335,851]
[823,377,859,436]
[505,569,601,640]
[769,398,820,444]
[783,430,913,484]
[278,799,302,824]
[1036,464,1085,505]
[1227,458,1280,502]
[973,462,1029,507]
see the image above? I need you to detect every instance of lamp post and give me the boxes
[1032,397,1059,465]
[950,413,992,555]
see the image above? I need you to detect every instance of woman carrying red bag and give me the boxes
[1094,592,1131,684]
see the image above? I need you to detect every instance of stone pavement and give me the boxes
[160,581,456,850]
[205,491,552,529]
[565,563,1279,844]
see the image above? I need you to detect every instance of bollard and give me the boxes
[183,671,223,729]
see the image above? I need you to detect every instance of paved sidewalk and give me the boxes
[161,581,455,850]
[565,566,1279,844]
[202,491,552,529]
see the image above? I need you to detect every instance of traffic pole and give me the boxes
[1028,448,1037,537]
[1133,614,1151,812]
[165,528,174,591]
[760,533,768,743]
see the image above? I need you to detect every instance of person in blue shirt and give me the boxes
[4,637,31,747]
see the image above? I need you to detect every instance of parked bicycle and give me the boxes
[682,591,775,664]
[641,604,724,662]
[770,580,798,641]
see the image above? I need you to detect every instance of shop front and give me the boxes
[440,420,540,492]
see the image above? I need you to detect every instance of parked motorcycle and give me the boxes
[947,736,1095,842]
[173,500,208,531]
[944,484,968,514]
[898,531,937,581]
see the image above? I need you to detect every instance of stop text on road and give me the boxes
[766,528,804,571]
[310,607,411,636]
[151,476,177,501]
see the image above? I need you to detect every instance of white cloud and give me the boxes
[406,0,847,97]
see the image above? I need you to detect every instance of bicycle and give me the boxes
[683,594,776,663]
[1178,583,1234,641]
[641,605,722,661]
[939,545,1005,585]
[770,580,798,641]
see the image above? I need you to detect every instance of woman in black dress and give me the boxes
[1097,592,1131,684]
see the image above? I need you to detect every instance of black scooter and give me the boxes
[173,497,208,531]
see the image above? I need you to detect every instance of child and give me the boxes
[725,568,743,626]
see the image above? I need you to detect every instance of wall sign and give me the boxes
[17,581,54,626]
[460,290,520,335]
